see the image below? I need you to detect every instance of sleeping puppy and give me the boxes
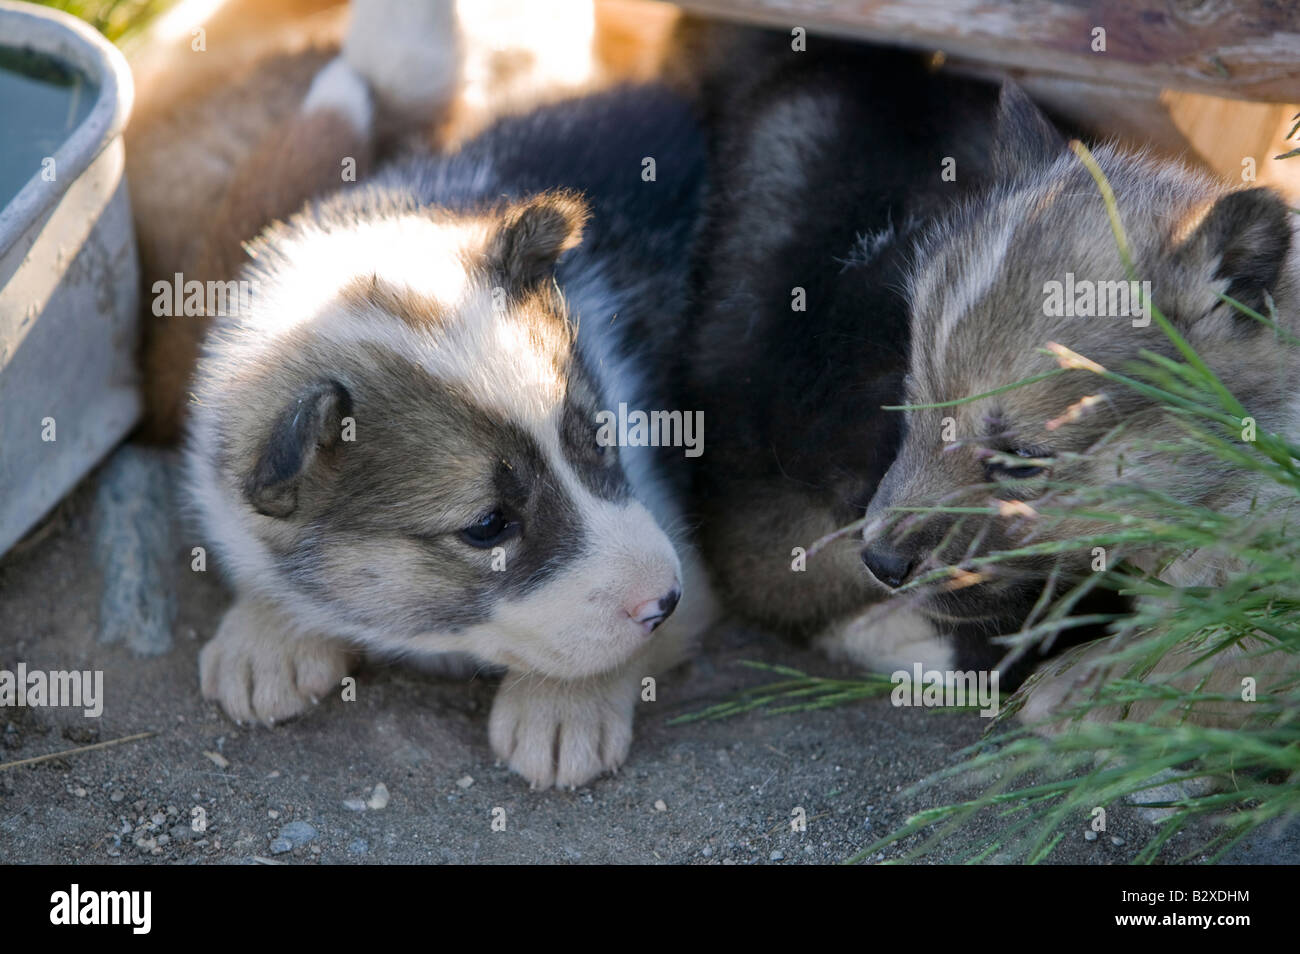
[678,26,1121,684]
[862,85,1300,725]
[186,59,717,787]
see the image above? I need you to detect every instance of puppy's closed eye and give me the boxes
[983,446,1053,481]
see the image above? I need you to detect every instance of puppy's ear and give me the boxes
[486,191,588,291]
[1177,188,1292,315]
[992,82,1065,180]
[245,380,352,518]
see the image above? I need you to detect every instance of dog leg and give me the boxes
[199,596,358,725]
[489,664,641,789]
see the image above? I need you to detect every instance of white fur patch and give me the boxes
[301,57,373,134]
[343,0,460,111]
[924,212,1019,379]
[242,214,482,339]
[815,603,954,674]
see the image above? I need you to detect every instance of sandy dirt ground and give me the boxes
[2,446,1296,866]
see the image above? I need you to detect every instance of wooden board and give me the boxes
[672,0,1300,102]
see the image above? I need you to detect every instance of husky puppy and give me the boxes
[680,30,1117,680]
[861,85,1298,716]
[186,71,716,788]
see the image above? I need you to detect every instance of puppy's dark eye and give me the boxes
[985,447,1052,481]
[459,510,520,548]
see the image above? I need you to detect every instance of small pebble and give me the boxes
[109,790,124,803]
[367,783,390,810]
[1111,836,1125,847]
[203,751,229,769]
[770,850,784,862]
[279,821,318,847]
[1084,830,1098,842]
[456,775,475,789]
[268,810,280,820]
[701,846,712,858]
[343,798,367,812]
[269,837,292,855]
[653,799,667,812]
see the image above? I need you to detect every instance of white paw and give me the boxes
[488,671,637,789]
[199,598,355,726]
[815,602,954,674]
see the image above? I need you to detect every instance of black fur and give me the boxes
[678,29,1121,681]
[681,35,1003,634]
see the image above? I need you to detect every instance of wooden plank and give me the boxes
[671,0,1300,102]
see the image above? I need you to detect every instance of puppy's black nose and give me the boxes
[862,546,913,589]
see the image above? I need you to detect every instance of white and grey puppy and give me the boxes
[186,80,716,788]
[862,86,1299,723]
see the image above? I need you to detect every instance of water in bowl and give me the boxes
[0,45,98,209]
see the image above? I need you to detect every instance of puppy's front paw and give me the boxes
[814,602,954,674]
[488,671,637,789]
[199,598,355,726]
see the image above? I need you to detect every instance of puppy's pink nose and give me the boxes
[628,587,681,632]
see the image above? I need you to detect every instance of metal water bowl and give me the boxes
[0,0,140,556]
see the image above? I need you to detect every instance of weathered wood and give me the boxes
[672,0,1300,102]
